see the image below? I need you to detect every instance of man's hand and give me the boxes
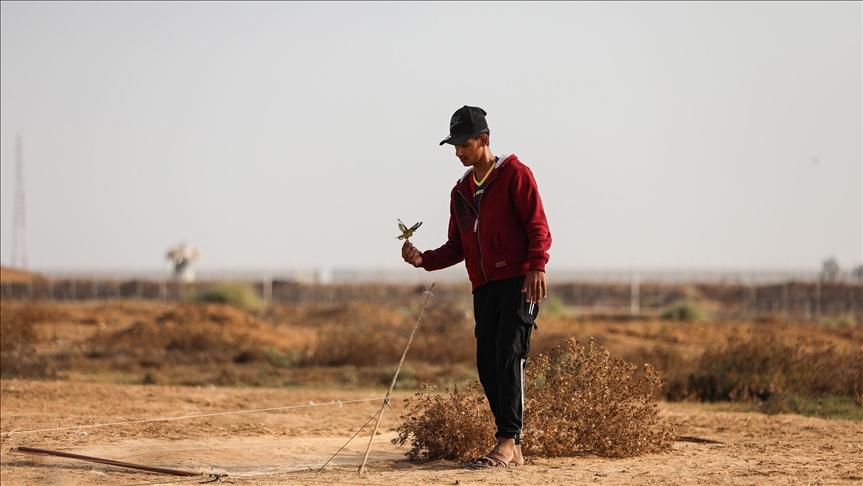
[522,270,547,304]
[401,240,423,268]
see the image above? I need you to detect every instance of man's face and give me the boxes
[454,136,485,167]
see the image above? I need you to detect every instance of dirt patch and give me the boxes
[1,380,861,485]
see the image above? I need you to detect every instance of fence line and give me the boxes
[16,266,863,285]
[1,272,861,323]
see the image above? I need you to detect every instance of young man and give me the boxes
[401,105,552,468]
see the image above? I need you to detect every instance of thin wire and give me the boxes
[385,401,403,430]
[357,282,435,476]
[0,435,370,454]
[117,475,213,486]
[315,408,382,474]
[2,398,383,437]
[0,437,327,454]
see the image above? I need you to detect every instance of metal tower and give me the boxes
[11,134,27,269]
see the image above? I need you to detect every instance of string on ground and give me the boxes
[2,397,384,437]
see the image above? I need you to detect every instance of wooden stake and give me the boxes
[13,446,206,477]
[357,282,435,477]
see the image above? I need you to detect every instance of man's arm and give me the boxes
[418,204,465,270]
[511,166,552,302]
[400,195,465,270]
[402,240,423,267]
[523,270,546,304]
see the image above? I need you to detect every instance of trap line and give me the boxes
[357,282,435,476]
[5,283,436,482]
[1,397,384,437]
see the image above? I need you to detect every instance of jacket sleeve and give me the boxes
[420,191,465,271]
[511,165,552,272]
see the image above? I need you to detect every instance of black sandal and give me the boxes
[466,453,509,469]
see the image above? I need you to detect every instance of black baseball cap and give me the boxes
[439,105,489,146]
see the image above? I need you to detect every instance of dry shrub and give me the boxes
[525,338,674,457]
[660,299,706,322]
[308,305,474,366]
[395,382,496,460]
[0,304,38,352]
[310,322,407,366]
[87,303,299,364]
[193,282,264,312]
[623,345,694,400]
[301,303,405,328]
[408,307,474,364]
[302,303,406,366]
[0,302,58,378]
[154,304,257,326]
[395,338,673,460]
[688,334,863,402]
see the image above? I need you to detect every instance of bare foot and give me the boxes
[467,439,524,469]
[467,438,521,469]
[491,438,522,467]
[512,444,525,467]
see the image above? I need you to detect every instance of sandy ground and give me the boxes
[1,380,861,485]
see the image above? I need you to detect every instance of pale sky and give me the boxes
[1,1,861,274]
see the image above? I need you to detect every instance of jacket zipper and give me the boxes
[458,158,505,286]
[457,190,487,284]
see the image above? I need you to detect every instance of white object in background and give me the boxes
[165,243,199,282]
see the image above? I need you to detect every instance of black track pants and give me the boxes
[473,276,535,442]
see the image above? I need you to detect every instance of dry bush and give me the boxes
[623,345,694,400]
[408,307,474,364]
[525,338,674,457]
[624,328,863,404]
[309,322,407,366]
[301,303,406,366]
[395,338,673,460]
[87,303,299,364]
[688,334,863,402]
[300,303,405,328]
[308,305,474,367]
[395,382,496,460]
[660,299,706,322]
[192,282,264,312]
[154,304,257,326]
[0,302,59,378]
[0,304,38,352]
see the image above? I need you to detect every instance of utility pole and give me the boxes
[11,135,27,269]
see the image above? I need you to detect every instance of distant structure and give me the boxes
[11,135,27,269]
[165,243,199,282]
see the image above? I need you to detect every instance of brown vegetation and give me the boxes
[0,302,60,378]
[394,382,496,461]
[86,303,302,364]
[686,334,863,402]
[0,266,43,284]
[394,338,674,460]
[306,305,474,366]
[1,299,860,417]
[2,290,861,483]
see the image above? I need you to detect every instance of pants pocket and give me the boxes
[517,298,539,329]
[522,322,533,358]
[515,298,536,358]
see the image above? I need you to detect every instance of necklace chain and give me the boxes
[473,158,496,186]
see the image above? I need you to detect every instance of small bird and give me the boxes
[396,219,422,240]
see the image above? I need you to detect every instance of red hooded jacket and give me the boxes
[420,154,552,290]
